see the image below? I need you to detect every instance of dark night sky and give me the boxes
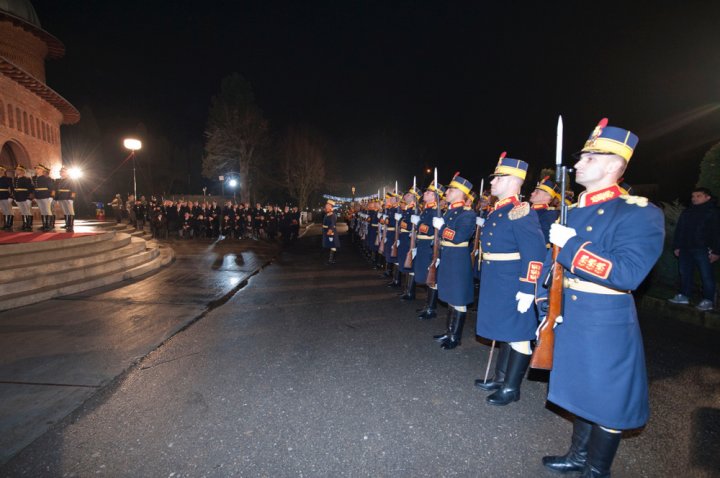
[30,0,720,199]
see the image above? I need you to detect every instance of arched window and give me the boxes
[29,114,34,136]
[35,118,40,137]
[7,104,13,128]
[42,122,46,141]
[23,111,28,134]
[0,100,4,126]
[15,108,21,131]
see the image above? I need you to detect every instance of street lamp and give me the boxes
[123,138,142,199]
[68,167,83,179]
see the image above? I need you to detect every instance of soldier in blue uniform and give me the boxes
[13,165,33,231]
[55,166,76,232]
[365,200,381,269]
[322,199,339,264]
[530,176,561,245]
[415,182,445,319]
[0,165,13,230]
[474,154,547,405]
[539,119,664,477]
[33,164,55,231]
[383,193,401,286]
[431,174,477,349]
[398,187,421,300]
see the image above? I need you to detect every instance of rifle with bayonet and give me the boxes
[426,168,440,287]
[390,180,399,259]
[531,115,567,370]
[404,176,418,270]
[470,178,485,271]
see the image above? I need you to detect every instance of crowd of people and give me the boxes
[109,194,301,242]
[326,118,666,478]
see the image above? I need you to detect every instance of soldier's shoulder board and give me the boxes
[620,194,649,207]
[509,202,530,220]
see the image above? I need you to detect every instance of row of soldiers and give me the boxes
[131,198,301,241]
[0,164,77,232]
[326,119,665,478]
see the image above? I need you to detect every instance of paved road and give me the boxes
[2,228,718,477]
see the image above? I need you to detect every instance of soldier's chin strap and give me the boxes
[510,341,532,355]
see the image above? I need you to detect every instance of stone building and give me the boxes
[0,0,79,173]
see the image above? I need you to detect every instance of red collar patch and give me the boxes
[580,185,623,207]
[494,195,520,211]
[450,201,465,209]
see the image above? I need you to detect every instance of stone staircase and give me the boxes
[0,222,174,311]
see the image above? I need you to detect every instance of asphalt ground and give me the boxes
[1,227,719,477]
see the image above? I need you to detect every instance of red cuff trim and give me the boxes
[520,261,543,283]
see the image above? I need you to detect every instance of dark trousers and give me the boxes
[679,248,716,300]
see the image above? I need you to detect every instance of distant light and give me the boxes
[228,179,238,187]
[123,138,142,151]
[68,167,83,179]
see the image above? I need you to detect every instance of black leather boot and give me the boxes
[327,250,336,264]
[25,215,32,230]
[433,308,452,342]
[543,418,592,473]
[63,215,69,230]
[475,342,511,391]
[417,287,438,319]
[441,309,466,349]
[487,348,531,405]
[67,215,74,232]
[581,425,621,478]
[400,274,416,300]
[382,260,391,278]
[3,215,11,230]
[20,216,27,231]
[396,272,407,295]
[50,214,56,229]
[386,265,401,288]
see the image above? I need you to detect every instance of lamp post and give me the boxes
[351,186,356,203]
[123,138,142,199]
[229,178,238,200]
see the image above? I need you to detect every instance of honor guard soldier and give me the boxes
[0,165,13,230]
[530,176,561,244]
[431,174,477,349]
[323,199,339,264]
[474,154,546,405]
[414,182,445,319]
[55,166,76,231]
[539,119,664,477]
[383,192,401,285]
[398,187,421,300]
[33,164,55,231]
[366,200,381,269]
[13,165,33,230]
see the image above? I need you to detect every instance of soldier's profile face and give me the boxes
[445,187,464,203]
[575,153,613,187]
[530,189,551,205]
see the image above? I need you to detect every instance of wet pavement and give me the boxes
[0,235,281,466]
[1,228,719,477]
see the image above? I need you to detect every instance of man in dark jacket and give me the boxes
[669,187,720,311]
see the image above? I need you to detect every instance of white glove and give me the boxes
[535,315,563,340]
[411,248,417,259]
[476,217,485,227]
[329,237,333,242]
[394,213,402,221]
[516,291,534,313]
[432,217,445,230]
[549,223,577,248]
[396,240,400,248]
[410,214,420,225]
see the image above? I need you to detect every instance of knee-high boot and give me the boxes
[400,274,416,301]
[3,215,12,230]
[542,417,593,472]
[433,308,452,342]
[26,215,33,230]
[581,426,621,478]
[386,264,400,288]
[440,309,466,349]
[475,342,511,391]
[67,215,74,232]
[417,287,438,319]
[486,348,531,405]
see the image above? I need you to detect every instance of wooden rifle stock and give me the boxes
[530,245,563,370]
[426,228,440,287]
[404,202,419,269]
[471,222,481,270]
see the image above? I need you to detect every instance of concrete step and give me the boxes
[0,231,116,257]
[0,233,132,270]
[0,245,175,311]
[0,246,159,298]
[0,236,147,284]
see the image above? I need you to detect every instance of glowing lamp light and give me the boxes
[123,138,142,151]
[228,179,238,188]
[68,167,83,179]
